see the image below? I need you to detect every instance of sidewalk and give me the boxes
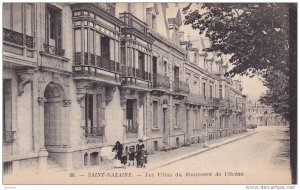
[76,129,258,173]
[147,129,258,170]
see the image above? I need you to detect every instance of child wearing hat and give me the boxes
[128,145,135,166]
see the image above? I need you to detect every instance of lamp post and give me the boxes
[204,113,209,148]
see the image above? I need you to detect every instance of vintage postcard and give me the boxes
[2,2,296,186]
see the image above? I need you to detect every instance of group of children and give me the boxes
[114,139,148,168]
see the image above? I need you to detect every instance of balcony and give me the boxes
[119,13,148,34]
[3,28,36,67]
[3,28,33,49]
[173,81,190,99]
[122,66,152,91]
[83,126,104,145]
[3,131,15,143]
[186,93,205,105]
[213,98,221,107]
[152,73,170,95]
[43,44,65,57]
[73,52,122,86]
[84,127,104,137]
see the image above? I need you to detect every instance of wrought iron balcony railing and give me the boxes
[213,98,221,106]
[43,44,65,57]
[173,81,190,94]
[119,12,148,34]
[3,28,33,48]
[122,66,151,81]
[83,127,104,137]
[3,131,15,143]
[74,52,122,74]
[153,73,170,90]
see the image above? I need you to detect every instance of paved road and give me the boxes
[154,125,291,184]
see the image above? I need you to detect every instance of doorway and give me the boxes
[44,82,64,149]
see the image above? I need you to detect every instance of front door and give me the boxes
[44,83,63,149]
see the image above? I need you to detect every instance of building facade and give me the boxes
[2,3,247,175]
[246,100,287,127]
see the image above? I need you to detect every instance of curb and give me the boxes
[149,131,259,170]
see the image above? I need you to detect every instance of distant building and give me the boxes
[3,3,247,175]
[246,100,287,126]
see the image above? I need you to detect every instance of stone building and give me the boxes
[2,3,247,175]
[246,100,287,127]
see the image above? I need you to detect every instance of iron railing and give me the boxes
[119,13,148,34]
[173,81,190,94]
[83,127,104,137]
[3,28,33,48]
[122,66,151,81]
[153,73,170,90]
[43,44,65,57]
[73,52,122,74]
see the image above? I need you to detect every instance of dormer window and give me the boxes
[146,6,158,31]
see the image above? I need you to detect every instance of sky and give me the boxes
[178,3,267,101]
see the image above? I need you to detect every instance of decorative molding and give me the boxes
[16,69,34,96]
[62,99,72,107]
[138,91,146,106]
[105,86,116,105]
[77,93,85,103]
[38,97,47,106]
[119,87,130,106]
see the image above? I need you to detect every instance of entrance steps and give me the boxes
[161,143,171,151]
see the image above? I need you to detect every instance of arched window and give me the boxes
[84,153,88,166]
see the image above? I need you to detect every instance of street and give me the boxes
[154,125,291,184]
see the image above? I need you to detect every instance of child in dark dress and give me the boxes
[139,148,147,168]
[121,146,128,168]
[128,146,135,166]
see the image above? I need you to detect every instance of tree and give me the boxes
[183,3,289,77]
[259,68,289,121]
[183,3,296,183]
[183,3,290,119]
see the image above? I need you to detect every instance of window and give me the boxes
[152,56,157,74]
[146,8,157,30]
[3,3,34,48]
[46,5,62,49]
[44,4,64,56]
[203,82,206,100]
[210,84,213,100]
[153,101,158,128]
[3,79,13,143]
[219,85,223,99]
[126,99,137,133]
[152,15,157,30]
[193,109,197,130]
[153,141,158,151]
[163,61,168,76]
[175,104,180,127]
[101,36,110,59]
[138,51,145,71]
[3,3,22,33]
[81,94,103,137]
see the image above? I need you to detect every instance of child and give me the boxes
[139,148,147,168]
[121,146,128,168]
[128,146,135,166]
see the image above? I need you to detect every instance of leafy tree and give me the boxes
[183,3,289,77]
[183,3,296,183]
[259,68,289,121]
